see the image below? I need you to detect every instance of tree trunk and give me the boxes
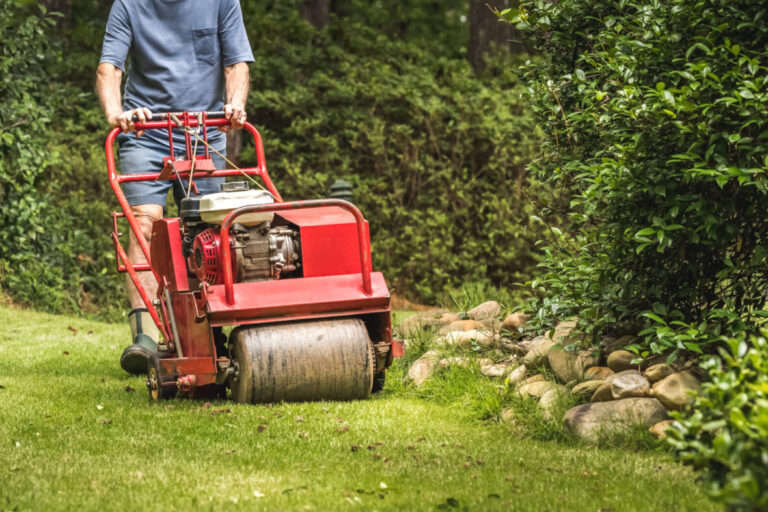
[469,0,517,72]
[301,0,330,29]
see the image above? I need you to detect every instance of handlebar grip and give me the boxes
[130,111,228,122]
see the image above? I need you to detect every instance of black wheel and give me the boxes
[372,371,386,393]
[147,353,177,401]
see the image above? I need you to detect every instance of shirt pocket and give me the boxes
[192,28,218,65]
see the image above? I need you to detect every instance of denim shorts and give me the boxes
[117,132,226,207]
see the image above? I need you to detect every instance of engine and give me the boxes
[180,182,301,285]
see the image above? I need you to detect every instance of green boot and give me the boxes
[120,308,159,375]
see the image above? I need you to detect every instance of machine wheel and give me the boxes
[372,371,386,393]
[229,318,375,403]
[147,353,177,401]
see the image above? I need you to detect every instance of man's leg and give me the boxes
[119,204,164,374]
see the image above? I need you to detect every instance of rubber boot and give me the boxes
[120,308,159,375]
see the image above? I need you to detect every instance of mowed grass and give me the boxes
[0,307,720,511]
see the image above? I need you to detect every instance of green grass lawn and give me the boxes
[0,306,720,511]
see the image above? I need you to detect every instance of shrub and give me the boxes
[668,333,768,510]
[244,5,544,302]
[502,1,768,353]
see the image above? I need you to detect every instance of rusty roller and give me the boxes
[229,318,375,403]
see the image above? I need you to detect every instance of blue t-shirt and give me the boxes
[100,0,254,146]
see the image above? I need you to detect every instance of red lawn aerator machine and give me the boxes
[106,111,402,402]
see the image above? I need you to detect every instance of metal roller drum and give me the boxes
[229,318,374,403]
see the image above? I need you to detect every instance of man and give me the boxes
[96,0,254,374]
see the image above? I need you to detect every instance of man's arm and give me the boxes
[222,62,250,131]
[96,62,152,136]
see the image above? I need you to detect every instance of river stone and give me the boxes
[521,374,545,385]
[607,350,637,372]
[522,335,556,366]
[467,301,501,321]
[572,380,604,398]
[441,329,495,349]
[506,365,527,386]
[652,371,701,411]
[540,389,560,420]
[649,419,675,439]
[611,372,650,399]
[591,382,613,402]
[407,350,440,387]
[517,380,563,399]
[549,318,580,345]
[501,312,530,332]
[584,366,614,381]
[564,398,668,441]
[547,347,599,383]
[438,319,480,335]
[438,312,462,325]
[643,363,675,383]
[601,334,635,354]
[481,363,510,378]
[399,311,447,336]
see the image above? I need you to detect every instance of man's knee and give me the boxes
[129,205,163,248]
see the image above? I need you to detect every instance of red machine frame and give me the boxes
[106,112,402,398]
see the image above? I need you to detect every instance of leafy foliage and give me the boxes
[243,3,543,302]
[669,333,768,510]
[503,1,768,355]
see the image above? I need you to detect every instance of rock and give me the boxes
[601,334,635,354]
[652,371,701,411]
[607,350,637,372]
[438,312,461,325]
[591,370,643,402]
[407,350,440,387]
[481,363,510,378]
[591,382,613,402]
[467,301,501,321]
[649,419,675,439]
[584,366,614,381]
[611,372,650,399]
[399,311,447,336]
[506,365,527,386]
[522,336,556,366]
[500,338,532,356]
[572,380,605,398]
[521,374,545,385]
[440,329,495,349]
[438,319,479,335]
[563,398,668,441]
[438,357,472,369]
[643,363,675,383]
[500,408,517,424]
[547,347,599,383]
[501,312,530,332]
[549,318,579,344]
[517,380,563,399]
[539,389,560,420]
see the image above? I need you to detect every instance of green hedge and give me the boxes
[505,0,768,352]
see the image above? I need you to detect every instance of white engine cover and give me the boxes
[199,189,275,226]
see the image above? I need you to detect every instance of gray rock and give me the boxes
[467,301,501,321]
[540,388,560,420]
[652,371,701,411]
[563,398,668,441]
[522,335,556,366]
[438,312,462,325]
[407,350,440,387]
[547,347,599,383]
[439,329,495,349]
[572,380,605,398]
[611,372,650,399]
[506,365,527,386]
[549,318,580,345]
[643,363,675,383]
[438,357,492,370]
[607,350,637,372]
[500,408,517,424]
[591,382,613,402]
